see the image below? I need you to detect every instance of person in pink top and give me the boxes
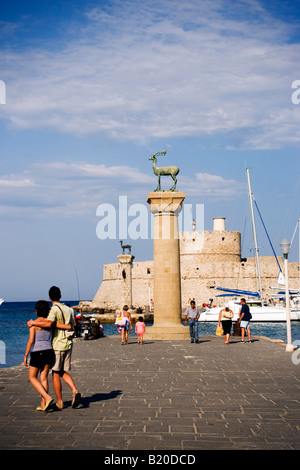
[135,316,146,345]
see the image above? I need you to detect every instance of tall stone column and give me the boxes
[118,254,135,308]
[146,192,189,340]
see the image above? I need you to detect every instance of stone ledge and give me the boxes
[144,324,190,340]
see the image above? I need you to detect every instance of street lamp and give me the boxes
[280,239,294,352]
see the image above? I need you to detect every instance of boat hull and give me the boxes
[199,305,300,322]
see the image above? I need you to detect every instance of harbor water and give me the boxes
[1,301,300,369]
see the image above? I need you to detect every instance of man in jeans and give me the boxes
[184,300,201,343]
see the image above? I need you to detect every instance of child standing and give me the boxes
[135,316,146,345]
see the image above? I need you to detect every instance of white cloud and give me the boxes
[0,177,35,187]
[180,172,245,198]
[0,161,155,220]
[0,160,244,220]
[0,0,299,148]
[34,161,153,184]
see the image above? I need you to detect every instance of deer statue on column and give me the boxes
[120,240,132,254]
[148,149,179,191]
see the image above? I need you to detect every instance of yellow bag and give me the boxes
[215,325,224,336]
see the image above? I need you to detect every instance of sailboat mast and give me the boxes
[74,264,81,302]
[299,215,300,292]
[246,168,264,305]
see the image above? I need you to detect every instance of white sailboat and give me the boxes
[199,298,300,322]
[290,215,300,313]
[200,169,300,323]
[271,216,300,313]
[0,299,4,306]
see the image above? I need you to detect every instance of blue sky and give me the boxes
[0,0,299,301]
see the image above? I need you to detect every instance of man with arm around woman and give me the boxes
[27,286,81,410]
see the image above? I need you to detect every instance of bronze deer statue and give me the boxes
[120,240,131,254]
[149,149,179,191]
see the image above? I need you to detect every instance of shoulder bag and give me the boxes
[55,304,75,338]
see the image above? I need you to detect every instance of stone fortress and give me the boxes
[84,217,299,314]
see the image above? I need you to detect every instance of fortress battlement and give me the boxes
[90,217,299,312]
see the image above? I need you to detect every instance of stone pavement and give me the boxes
[0,334,299,451]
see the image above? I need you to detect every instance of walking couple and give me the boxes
[25,286,81,411]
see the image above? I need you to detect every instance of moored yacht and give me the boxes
[199,298,300,322]
[199,169,300,323]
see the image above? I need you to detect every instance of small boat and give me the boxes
[0,299,4,306]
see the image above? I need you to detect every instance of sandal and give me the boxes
[72,391,81,408]
[56,402,64,410]
[43,398,54,411]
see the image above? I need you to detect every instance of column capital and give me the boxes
[118,254,135,264]
[147,191,186,215]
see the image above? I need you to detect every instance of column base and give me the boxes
[144,324,190,340]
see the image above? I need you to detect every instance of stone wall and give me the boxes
[90,219,299,311]
[180,229,241,263]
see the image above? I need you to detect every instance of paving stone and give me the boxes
[0,335,299,451]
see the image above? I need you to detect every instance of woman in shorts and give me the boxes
[119,304,132,345]
[24,300,55,411]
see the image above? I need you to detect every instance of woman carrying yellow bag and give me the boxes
[218,306,234,344]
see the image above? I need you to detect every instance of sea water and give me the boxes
[1,301,300,369]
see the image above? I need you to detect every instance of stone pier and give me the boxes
[146,191,190,340]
